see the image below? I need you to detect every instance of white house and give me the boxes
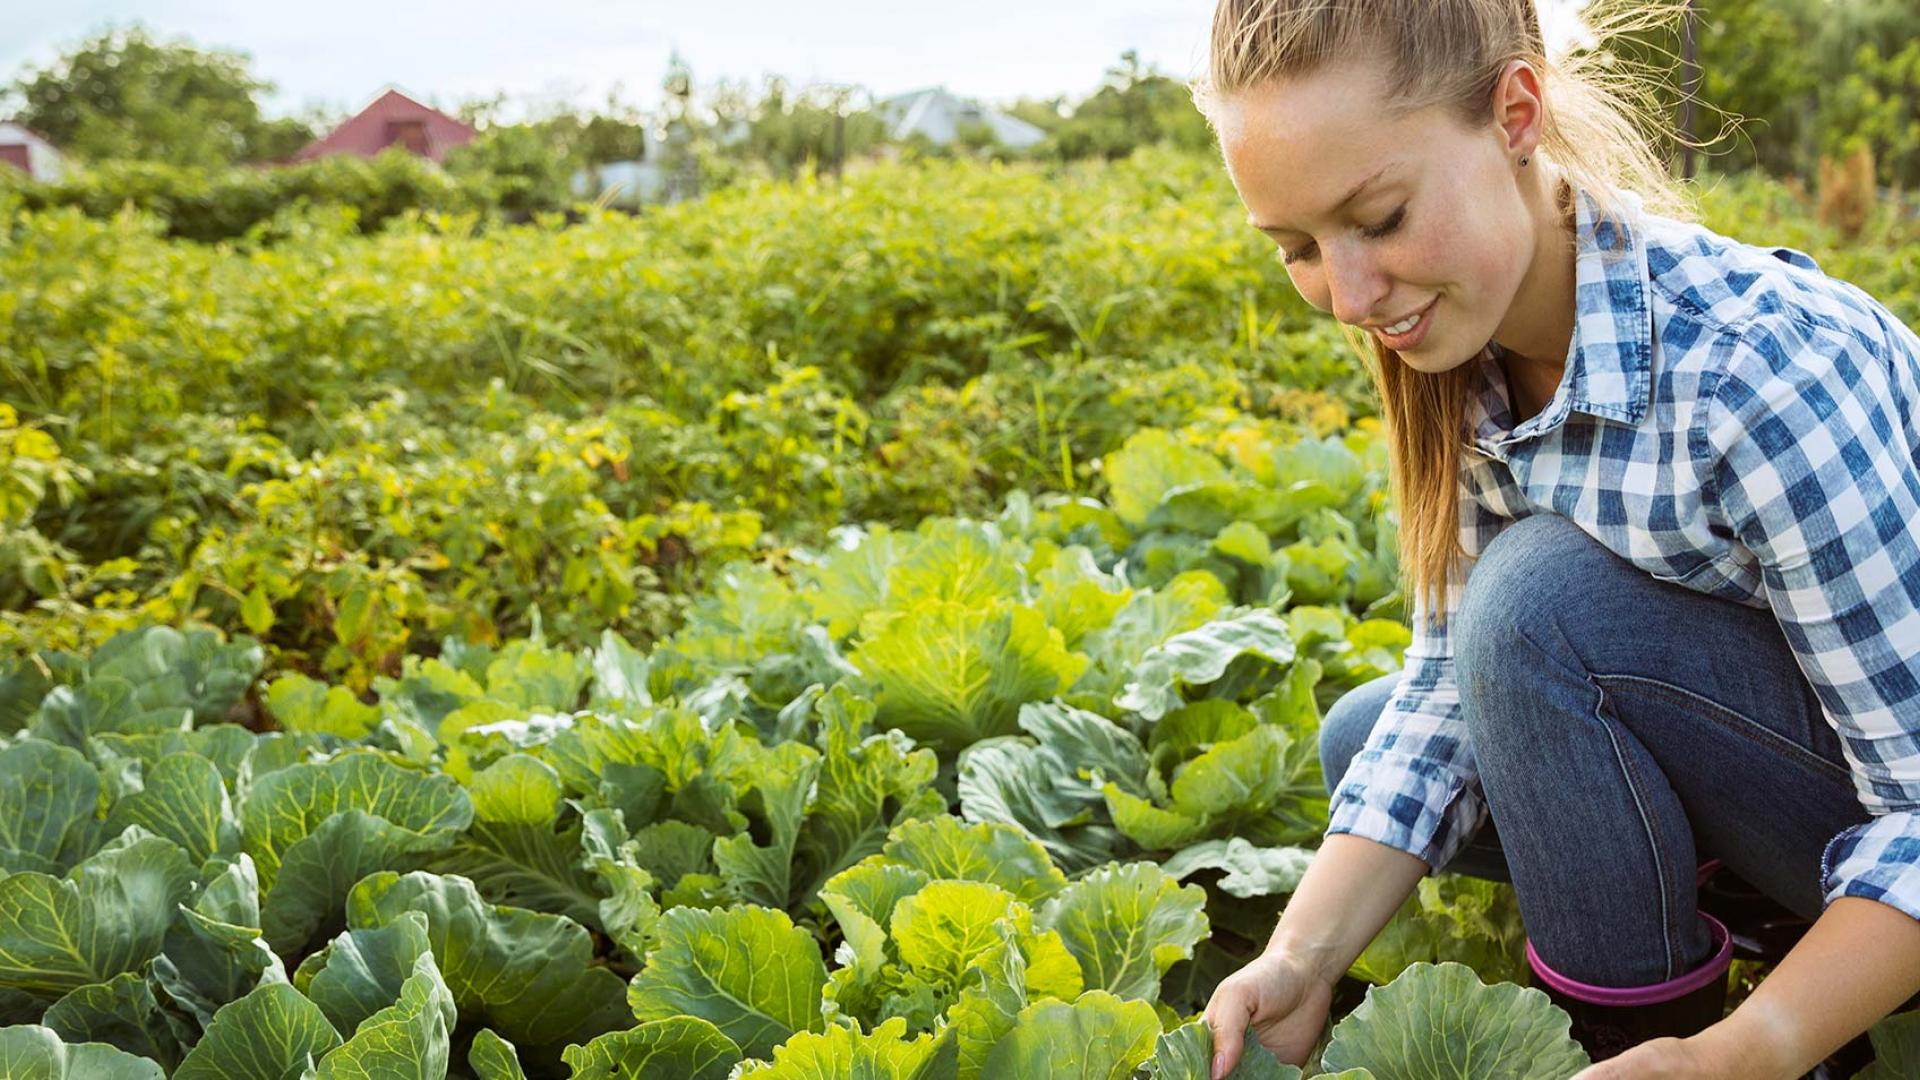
[0,122,65,182]
[875,87,1046,150]
[573,157,667,208]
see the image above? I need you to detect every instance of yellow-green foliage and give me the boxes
[2,149,1913,683]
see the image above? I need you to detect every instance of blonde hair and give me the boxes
[1192,0,1710,629]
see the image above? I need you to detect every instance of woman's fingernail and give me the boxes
[1211,1052,1225,1080]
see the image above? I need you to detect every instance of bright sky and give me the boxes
[2,0,1593,122]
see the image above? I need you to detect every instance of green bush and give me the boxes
[0,148,496,243]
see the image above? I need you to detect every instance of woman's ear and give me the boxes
[1490,58,1546,165]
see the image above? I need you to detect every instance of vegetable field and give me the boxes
[2,149,1918,1078]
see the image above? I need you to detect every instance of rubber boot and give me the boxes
[1527,910,1733,1062]
[1694,858,1814,965]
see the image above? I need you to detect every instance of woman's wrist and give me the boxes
[1263,930,1348,989]
[1257,835,1430,992]
[1686,1008,1800,1080]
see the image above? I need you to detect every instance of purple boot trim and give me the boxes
[1695,858,1722,888]
[1527,911,1732,1007]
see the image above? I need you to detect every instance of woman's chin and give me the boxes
[1391,335,1488,375]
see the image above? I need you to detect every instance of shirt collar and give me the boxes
[1469,181,1655,453]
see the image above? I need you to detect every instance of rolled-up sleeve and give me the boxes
[1325,455,1511,873]
[1702,323,1920,924]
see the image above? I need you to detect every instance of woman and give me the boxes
[1190,2,1920,1078]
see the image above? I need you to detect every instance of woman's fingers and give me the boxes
[1203,980,1255,1079]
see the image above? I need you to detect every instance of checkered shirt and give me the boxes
[1324,181,1920,925]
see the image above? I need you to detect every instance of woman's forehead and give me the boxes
[1216,68,1448,186]
[1222,103,1423,228]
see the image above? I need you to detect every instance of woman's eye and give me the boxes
[1278,206,1406,266]
[1361,206,1407,239]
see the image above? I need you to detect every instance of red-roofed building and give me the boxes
[290,87,475,164]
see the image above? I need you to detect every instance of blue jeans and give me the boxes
[1318,512,1872,987]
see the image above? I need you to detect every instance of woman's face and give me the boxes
[1213,58,1547,375]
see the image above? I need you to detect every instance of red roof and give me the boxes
[289,88,476,164]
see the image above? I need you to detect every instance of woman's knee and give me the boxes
[1456,513,1610,703]
[1460,515,1584,638]
[1319,672,1401,797]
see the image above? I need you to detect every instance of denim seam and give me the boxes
[1586,673,1679,982]
[1489,581,1698,981]
[1589,672,1852,784]
[1493,595,1685,981]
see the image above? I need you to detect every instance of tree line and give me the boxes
[3,3,1915,212]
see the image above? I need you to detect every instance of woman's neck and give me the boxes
[1499,348,1564,425]
[1490,171,1579,423]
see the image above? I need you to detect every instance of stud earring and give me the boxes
[1519,155,1530,167]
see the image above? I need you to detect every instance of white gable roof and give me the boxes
[877,87,1046,150]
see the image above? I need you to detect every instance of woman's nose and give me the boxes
[1321,242,1389,328]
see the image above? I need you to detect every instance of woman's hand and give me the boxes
[1201,948,1335,1079]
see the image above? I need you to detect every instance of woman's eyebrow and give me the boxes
[1248,163,1398,234]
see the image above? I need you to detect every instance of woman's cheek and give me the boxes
[1386,232,1447,287]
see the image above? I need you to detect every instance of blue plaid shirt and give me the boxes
[1325,182,1920,925]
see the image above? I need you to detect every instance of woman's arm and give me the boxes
[1693,896,1920,1077]
[1696,330,1920,1073]
[1263,832,1431,984]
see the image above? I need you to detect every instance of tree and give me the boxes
[1107,49,1150,144]
[576,100,650,165]
[1692,0,1823,175]
[1005,95,1069,135]
[1622,0,1849,177]
[1817,39,1920,189]
[951,117,1006,161]
[1603,0,1920,182]
[444,123,581,217]
[657,50,703,200]
[1037,50,1214,162]
[455,92,512,131]
[739,77,886,179]
[4,23,312,168]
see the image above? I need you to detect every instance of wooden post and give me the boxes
[1679,0,1699,179]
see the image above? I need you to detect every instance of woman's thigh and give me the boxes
[1456,511,1871,920]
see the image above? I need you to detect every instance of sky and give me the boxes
[1,1,1593,123]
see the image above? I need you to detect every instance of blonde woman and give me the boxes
[1191,2,1920,1078]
